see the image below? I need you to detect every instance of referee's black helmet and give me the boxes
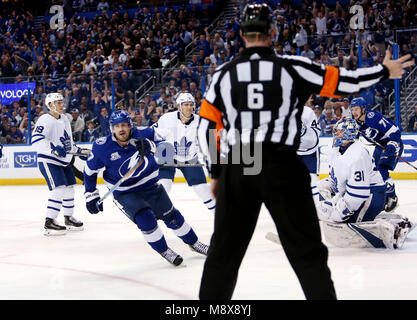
[241,3,275,35]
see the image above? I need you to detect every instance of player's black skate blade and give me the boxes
[189,241,209,256]
[44,218,66,236]
[160,248,183,266]
[384,196,398,212]
[64,216,84,231]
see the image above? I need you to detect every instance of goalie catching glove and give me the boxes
[317,177,334,201]
[85,189,103,214]
[318,195,354,222]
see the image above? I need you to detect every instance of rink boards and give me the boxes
[0,134,416,185]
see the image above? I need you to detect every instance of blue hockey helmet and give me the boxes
[109,110,132,133]
[350,97,367,109]
[333,118,359,147]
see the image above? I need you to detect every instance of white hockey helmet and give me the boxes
[176,92,195,111]
[45,92,64,111]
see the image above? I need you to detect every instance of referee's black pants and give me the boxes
[199,147,336,300]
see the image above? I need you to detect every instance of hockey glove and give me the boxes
[50,142,67,158]
[130,138,157,156]
[317,177,333,201]
[76,147,89,161]
[378,143,397,170]
[85,189,103,214]
[317,196,353,222]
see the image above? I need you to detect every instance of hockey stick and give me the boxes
[265,232,281,245]
[96,137,145,208]
[359,131,417,171]
[69,150,91,157]
[158,163,205,167]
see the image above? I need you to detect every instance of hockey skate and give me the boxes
[189,240,209,256]
[64,216,84,231]
[44,218,66,236]
[384,196,398,212]
[160,248,183,266]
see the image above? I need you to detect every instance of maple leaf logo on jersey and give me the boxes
[60,130,72,152]
[329,167,339,193]
[174,137,192,157]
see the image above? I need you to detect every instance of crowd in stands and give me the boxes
[1,0,417,145]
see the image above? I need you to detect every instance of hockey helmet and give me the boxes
[241,3,275,35]
[45,92,64,111]
[109,110,132,133]
[176,92,195,112]
[333,118,359,147]
[350,97,367,110]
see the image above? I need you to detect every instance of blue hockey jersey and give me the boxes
[83,127,159,195]
[358,110,402,148]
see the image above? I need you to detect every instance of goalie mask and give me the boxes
[45,92,64,114]
[333,118,359,147]
[176,93,195,119]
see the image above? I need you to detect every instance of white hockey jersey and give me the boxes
[328,141,385,213]
[297,106,320,156]
[32,113,78,167]
[152,111,200,162]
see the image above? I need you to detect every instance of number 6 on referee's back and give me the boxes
[247,83,264,109]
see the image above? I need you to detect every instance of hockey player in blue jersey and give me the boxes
[83,110,209,266]
[350,97,403,212]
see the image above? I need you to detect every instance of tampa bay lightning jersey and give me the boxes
[358,110,402,148]
[83,127,159,195]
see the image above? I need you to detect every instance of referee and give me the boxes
[197,3,414,300]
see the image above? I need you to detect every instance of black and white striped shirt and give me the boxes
[198,46,389,178]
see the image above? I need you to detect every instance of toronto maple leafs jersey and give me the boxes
[358,110,402,152]
[83,127,159,195]
[328,141,385,212]
[152,111,200,162]
[32,113,78,167]
[297,106,321,156]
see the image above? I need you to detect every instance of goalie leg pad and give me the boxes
[322,220,397,249]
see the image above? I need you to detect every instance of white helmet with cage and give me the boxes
[45,92,64,112]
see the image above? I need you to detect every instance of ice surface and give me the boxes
[1,181,416,300]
